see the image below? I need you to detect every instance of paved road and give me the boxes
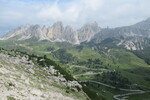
[80,80,146,100]
[80,80,141,92]
[113,91,145,100]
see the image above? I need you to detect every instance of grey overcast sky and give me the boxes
[0,0,150,36]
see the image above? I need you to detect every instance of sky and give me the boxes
[1,0,150,37]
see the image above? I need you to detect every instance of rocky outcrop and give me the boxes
[63,26,79,44]
[77,22,100,42]
[47,21,64,40]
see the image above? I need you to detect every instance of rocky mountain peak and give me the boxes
[52,21,64,33]
[33,24,40,27]
[19,24,33,29]
[85,21,98,27]
[64,25,73,33]
[77,21,101,42]
[53,21,63,26]
[82,21,99,30]
[42,25,47,29]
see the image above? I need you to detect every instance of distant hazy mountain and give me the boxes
[2,21,101,44]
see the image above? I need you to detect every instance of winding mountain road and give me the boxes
[80,80,146,100]
[113,90,145,100]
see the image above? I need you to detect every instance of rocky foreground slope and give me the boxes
[0,50,88,100]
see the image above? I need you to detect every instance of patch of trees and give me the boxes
[144,77,150,82]
[100,38,116,44]
[53,49,76,64]
[77,59,103,65]
[132,49,150,65]
[77,58,111,69]
[87,59,103,65]
[95,71,131,88]
[75,45,84,52]
[0,47,4,51]
[46,47,55,51]
[80,83,106,100]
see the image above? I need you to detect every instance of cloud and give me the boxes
[1,0,150,36]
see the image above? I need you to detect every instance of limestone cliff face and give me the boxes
[47,21,64,40]
[62,26,80,44]
[77,22,100,43]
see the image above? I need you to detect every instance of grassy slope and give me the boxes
[128,92,150,100]
[106,49,150,90]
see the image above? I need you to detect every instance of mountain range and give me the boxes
[2,18,150,51]
[1,21,100,44]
